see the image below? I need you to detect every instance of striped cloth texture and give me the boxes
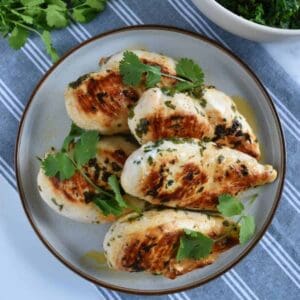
[0,1,299,299]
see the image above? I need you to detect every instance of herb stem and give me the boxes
[68,156,114,199]
[160,72,188,82]
[213,234,228,243]
[236,215,243,224]
[8,19,41,36]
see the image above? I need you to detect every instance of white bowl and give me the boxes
[192,0,300,42]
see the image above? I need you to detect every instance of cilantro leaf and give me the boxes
[119,51,206,95]
[86,0,106,10]
[21,0,45,5]
[42,152,76,180]
[176,229,213,261]
[217,194,244,217]
[46,5,68,28]
[41,30,59,62]
[73,130,99,166]
[119,51,162,87]
[108,175,127,208]
[72,7,98,23]
[62,123,85,151]
[8,26,29,50]
[239,215,255,244]
[47,0,67,7]
[93,196,123,216]
[146,67,161,88]
[11,10,34,24]
[119,51,148,86]
[176,58,204,84]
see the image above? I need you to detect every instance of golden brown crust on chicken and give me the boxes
[37,136,139,223]
[145,114,211,141]
[74,72,138,120]
[65,50,177,134]
[121,139,277,210]
[104,209,239,278]
[128,87,260,158]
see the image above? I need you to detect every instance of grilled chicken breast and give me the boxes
[121,139,277,210]
[37,136,143,223]
[104,209,239,279]
[65,50,177,134]
[128,87,260,158]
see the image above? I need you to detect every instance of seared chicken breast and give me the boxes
[65,50,176,134]
[104,209,239,279]
[37,136,142,223]
[129,87,260,158]
[121,139,277,210]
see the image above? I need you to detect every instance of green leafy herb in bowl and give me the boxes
[192,0,300,41]
[217,0,300,29]
[0,0,107,62]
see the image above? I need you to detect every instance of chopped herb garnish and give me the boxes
[51,198,63,211]
[217,155,225,164]
[135,118,150,138]
[126,213,143,222]
[147,156,154,165]
[69,74,90,89]
[202,137,211,143]
[198,98,207,108]
[167,179,174,186]
[164,100,176,110]
[128,104,136,119]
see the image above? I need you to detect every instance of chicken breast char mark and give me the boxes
[129,87,260,158]
[64,50,177,134]
[37,136,141,223]
[121,139,277,210]
[104,209,239,279]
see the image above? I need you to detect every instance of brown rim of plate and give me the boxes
[14,25,286,295]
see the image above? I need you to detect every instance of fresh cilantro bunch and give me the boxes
[119,51,204,97]
[217,0,300,29]
[41,123,128,216]
[176,194,257,261]
[0,0,107,62]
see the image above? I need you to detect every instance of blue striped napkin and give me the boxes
[1,1,299,299]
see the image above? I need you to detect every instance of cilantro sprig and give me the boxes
[176,229,213,261]
[217,194,256,244]
[119,51,205,96]
[0,0,107,62]
[176,194,257,261]
[41,123,128,216]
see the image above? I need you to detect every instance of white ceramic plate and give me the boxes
[15,26,285,295]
